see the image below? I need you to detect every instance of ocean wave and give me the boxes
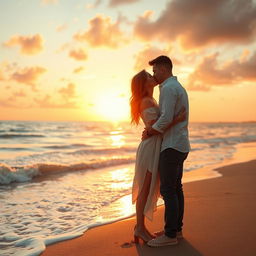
[0,134,45,139]
[43,143,91,150]
[68,146,137,156]
[191,135,256,145]
[9,128,35,133]
[0,157,135,185]
[0,147,28,151]
[0,163,40,185]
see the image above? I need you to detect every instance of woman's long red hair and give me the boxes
[130,70,148,125]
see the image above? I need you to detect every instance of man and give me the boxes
[143,55,190,247]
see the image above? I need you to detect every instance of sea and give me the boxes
[0,120,255,256]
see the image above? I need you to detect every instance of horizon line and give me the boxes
[0,119,255,124]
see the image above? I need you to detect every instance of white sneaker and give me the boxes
[147,235,178,247]
[154,230,183,239]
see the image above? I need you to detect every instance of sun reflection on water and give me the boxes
[110,131,125,147]
[109,167,132,189]
[116,194,134,217]
[97,194,135,222]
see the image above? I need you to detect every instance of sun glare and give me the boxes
[95,93,129,122]
[110,131,125,147]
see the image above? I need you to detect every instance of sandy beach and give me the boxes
[41,159,256,256]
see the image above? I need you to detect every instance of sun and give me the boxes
[94,93,130,122]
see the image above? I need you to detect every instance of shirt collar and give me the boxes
[159,76,177,88]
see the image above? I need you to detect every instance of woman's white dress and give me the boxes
[132,107,162,221]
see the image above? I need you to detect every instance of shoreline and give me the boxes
[184,142,256,183]
[42,156,256,256]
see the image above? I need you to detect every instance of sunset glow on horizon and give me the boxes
[0,0,256,123]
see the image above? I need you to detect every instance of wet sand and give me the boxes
[42,159,256,256]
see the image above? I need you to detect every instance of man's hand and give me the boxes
[141,128,150,141]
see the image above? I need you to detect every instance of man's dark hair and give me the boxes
[148,55,173,71]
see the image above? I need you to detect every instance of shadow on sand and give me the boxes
[134,239,203,256]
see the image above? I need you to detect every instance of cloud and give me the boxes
[0,90,29,108]
[74,14,128,48]
[240,49,251,62]
[58,83,77,100]
[34,94,79,108]
[109,0,140,7]
[133,46,170,71]
[133,46,180,71]
[11,66,46,88]
[133,0,256,50]
[231,52,256,81]
[4,34,44,55]
[55,42,71,54]
[69,48,88,61]
[0,98,20,108]
[73,67,84,73]
[34,85,79,109]
[34,94,54,107]
[187,51,256,91]
[13,90,27,97]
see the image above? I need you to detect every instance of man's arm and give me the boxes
[149,85,176,135]
[142,106,186,140]
[141,120,160,140]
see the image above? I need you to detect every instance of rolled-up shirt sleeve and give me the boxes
[152,85,176,133]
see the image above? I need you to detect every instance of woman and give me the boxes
[130,70,185,243]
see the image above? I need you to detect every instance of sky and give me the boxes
[0,0,256,122]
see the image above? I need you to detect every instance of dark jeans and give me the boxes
[159,148,188,238]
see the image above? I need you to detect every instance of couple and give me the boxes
[130,55,190,247]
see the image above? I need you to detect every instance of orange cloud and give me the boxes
[232,52,256,81]
[0,98,20,108]
[74,14,127,48]
[0,91,30,108]
[69,48,88,61]
[187,52,256,91]
[34,94,79,109]
[13,90,26,97]
[133,46,180,71]
[240,49,250,62]
[58,83,77,100]
[11,66,46,87]
[34,83,79,108]
[4,34,44,55]
[133,46,170,71]
[109,0,140,7]
[73,67,84,73]
[134,0,256,50]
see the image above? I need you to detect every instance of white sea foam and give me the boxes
[0,164,40,185]
[0,163,135,256]
[0,157,135,185]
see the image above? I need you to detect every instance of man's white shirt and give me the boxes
[152,76,190,153]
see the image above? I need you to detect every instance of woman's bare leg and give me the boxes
[135,170,154,240]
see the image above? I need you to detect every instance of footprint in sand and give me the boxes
[121,241,134,248]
